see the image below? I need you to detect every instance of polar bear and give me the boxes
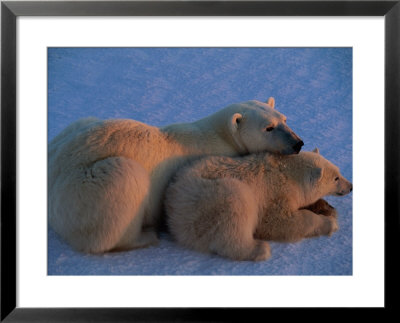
[48,98,304,253]
[165,149,352,261]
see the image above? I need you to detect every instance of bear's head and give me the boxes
[304,148,353,198]
[228,98,304,155]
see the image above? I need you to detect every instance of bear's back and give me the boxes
[176,153,269,186]
[49,118,173,173]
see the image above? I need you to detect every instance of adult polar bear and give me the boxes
[48,98,304,253]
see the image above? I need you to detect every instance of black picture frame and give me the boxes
[1,0,399,321]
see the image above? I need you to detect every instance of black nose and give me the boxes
[293,140,304,153]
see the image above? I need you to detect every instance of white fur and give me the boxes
[49,99,303,253]
[165,151,352,261]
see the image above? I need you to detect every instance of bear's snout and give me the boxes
[336,182,352,196]
[293,140,304,154]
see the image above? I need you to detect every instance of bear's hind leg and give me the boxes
[211,222,271,262]
[49,156,155,253]
[207,179,271,261]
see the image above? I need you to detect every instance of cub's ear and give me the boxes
[312,147,320,154]
[266,97,275,109]
[310,167,323,182]
[230,113,243,132]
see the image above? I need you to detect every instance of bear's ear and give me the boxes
[310,167,323,182]
[312,147,320,154]
[230,113,243,132]
[266,97,275,109]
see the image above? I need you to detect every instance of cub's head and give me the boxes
[304,148,353,197]
[228,98,303,155]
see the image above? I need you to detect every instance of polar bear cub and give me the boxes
[48,98,304,253]
[165,149,352,261]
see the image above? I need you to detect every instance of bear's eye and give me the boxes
[266,126,274,132]
[335,177,339,181]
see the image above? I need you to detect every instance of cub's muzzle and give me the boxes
[337,182,353,196]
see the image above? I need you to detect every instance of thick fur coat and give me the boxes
[48,99,304,253]
[165,149,352,261]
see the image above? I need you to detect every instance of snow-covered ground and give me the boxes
[48,47,352,275]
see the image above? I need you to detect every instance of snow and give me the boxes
[48,47,352,275]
